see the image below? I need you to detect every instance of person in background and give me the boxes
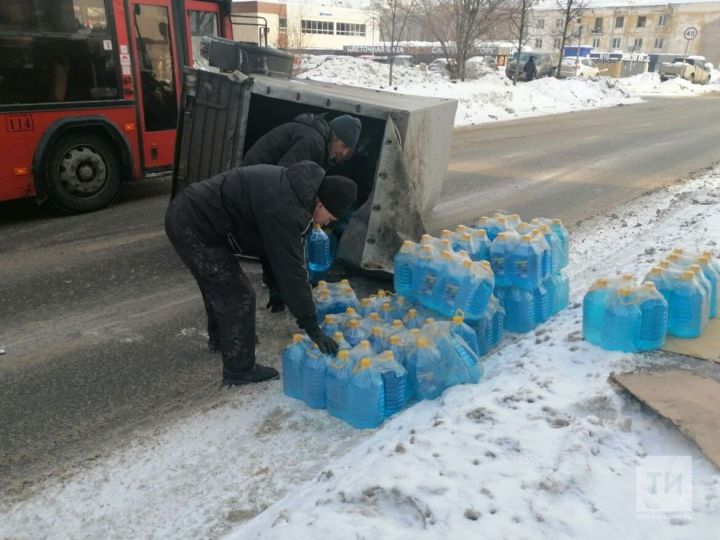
[242,113,362,171]
[524,56,538,81]
[165,161,357,386]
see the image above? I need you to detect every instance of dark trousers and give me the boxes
[165,197,256,374]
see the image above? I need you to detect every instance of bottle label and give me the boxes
[421,271,438,295]
[444,281,461,304]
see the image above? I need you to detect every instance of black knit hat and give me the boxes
[329,115,362,151]
[317,175,357,218]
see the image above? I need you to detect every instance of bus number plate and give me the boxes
[6,115,34,132]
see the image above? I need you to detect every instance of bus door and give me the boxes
[184,1,222,67]
[128,0,181,170]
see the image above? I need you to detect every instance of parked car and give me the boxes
[505,52,557,80]
[559,57,600,78]
[658,56,712,85]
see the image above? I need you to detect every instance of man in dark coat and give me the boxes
[524,56,538,81]
[165,161,357,386]
[242,113,362,171]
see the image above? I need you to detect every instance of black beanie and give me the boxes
[317,175,357,218]
[329,115,362,151]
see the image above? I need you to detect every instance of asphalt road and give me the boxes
[2,96,720,501]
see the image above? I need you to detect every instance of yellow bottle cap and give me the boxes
[402,240,415,248]
[379,351,395,361]
[381,303,392,311]
[671,248,684,255]
[666,254,680,262]
[474,229,487,238]
[359,339,371,348]
[452,315,463,324]
[347,319,360,328]
[359,358,372,369]
[410,329,421,336]
[658,261,670,269]
[682,271,694,280]
[313,222,322,229]
[643,282,656,291]
[416,337,430,348]
[425,317,435,324]
[337,350,349,361]
[324,314,336,323]
[372,326,383,336]
[618,287,633,297]
[441,250,453,260]
[390,335,402,345]
[648,267,663,276]
[510,214,521,221]
[690,264,701,273]
[369,312,381,321]
[333,331,344,341]
[699,255,710,264]
[392,320,403,329]
[481,260,491,270]
[464,260,473,269]
[318,280,327,288]
[361,298,372,307]
[408,308,417,317]
[462,233,472,241]
[477,217,489,224]
[497,232,507,240]
[421,245,433,255]
[346,307,357,316]
[292,334,303,344]
[521,235,532,242]
[441,229,453,238]
[553,218,563,225]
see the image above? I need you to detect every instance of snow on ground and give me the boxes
[616,71,720,97]
[229,168,720,539]
[5,169,720,538]
[298,55,719,127]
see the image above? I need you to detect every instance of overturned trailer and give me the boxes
[172,68,457,273]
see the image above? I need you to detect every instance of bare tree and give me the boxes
[375,0,417,85]
[417,0,506,81]
[285,4,314,53]
[507,0,536,85]
[554,0,586,78]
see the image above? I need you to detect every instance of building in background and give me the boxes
[231,0,380,50]
[527,0,720,65]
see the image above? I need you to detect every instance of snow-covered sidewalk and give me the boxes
[298,55,719,127]
[4,169,720,539]
[229,169,720,539]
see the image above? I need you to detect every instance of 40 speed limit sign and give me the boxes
[683,27,698,40]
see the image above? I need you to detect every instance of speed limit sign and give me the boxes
[683,27,698,40]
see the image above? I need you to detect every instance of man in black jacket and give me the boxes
[242,113,362,170]
[524,56,538,81]
[165,161,357,386]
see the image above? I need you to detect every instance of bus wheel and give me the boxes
[46,133,122,212]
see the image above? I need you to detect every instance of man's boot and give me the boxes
[222,364,279,386]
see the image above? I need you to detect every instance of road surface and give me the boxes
[2,96,720,505]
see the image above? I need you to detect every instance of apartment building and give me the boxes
[231,0,380,50]
[527,0,720,65]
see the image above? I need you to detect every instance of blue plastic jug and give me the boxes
[348,339,374,366]
[667,270,708,338]
[548,272,569,315]
[551,218,569,268]
[403,308,424,330]
[538,224,560,274]
[490,232,514,287]
[407,337,444,401]
[583,278,610,345]
[394,241,417,297]
[513,235,543,290]
[282,334,307,400]
[344,318,370,347]
[346,358,385,429]
[321,313,342,335]
[637,282,668,351]
[326,350,353,421]
[369,326,390,353]
[504,287,536,333]
[698,254,719,318]
[388,334,407,367]
[332,331,351,351]
[306,223,333,273]
[302,344,330,408]
[375,351,409,418]
[601,287,641,352]
[464,260,495,320]
[533,283,550,324]
[472,228,491,261]
[451,311,480,356]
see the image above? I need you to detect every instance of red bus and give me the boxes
[0,0,234,212]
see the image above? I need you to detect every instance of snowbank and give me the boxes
[231,168,720,539]
[298,56,718,127]
[298,55,641,127]
[616,71,720,97]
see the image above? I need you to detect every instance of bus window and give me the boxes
[132,4,178,132]
[0,0,119,105]
[188,11,218,68]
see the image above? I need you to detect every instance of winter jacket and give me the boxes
[241,113,331,169]
[176,161,324,330]
[524,60,537,80]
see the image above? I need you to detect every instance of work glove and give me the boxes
[307,326,339,356]
[266,288,286,313]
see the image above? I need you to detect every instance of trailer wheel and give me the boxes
[46,132,122,212]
